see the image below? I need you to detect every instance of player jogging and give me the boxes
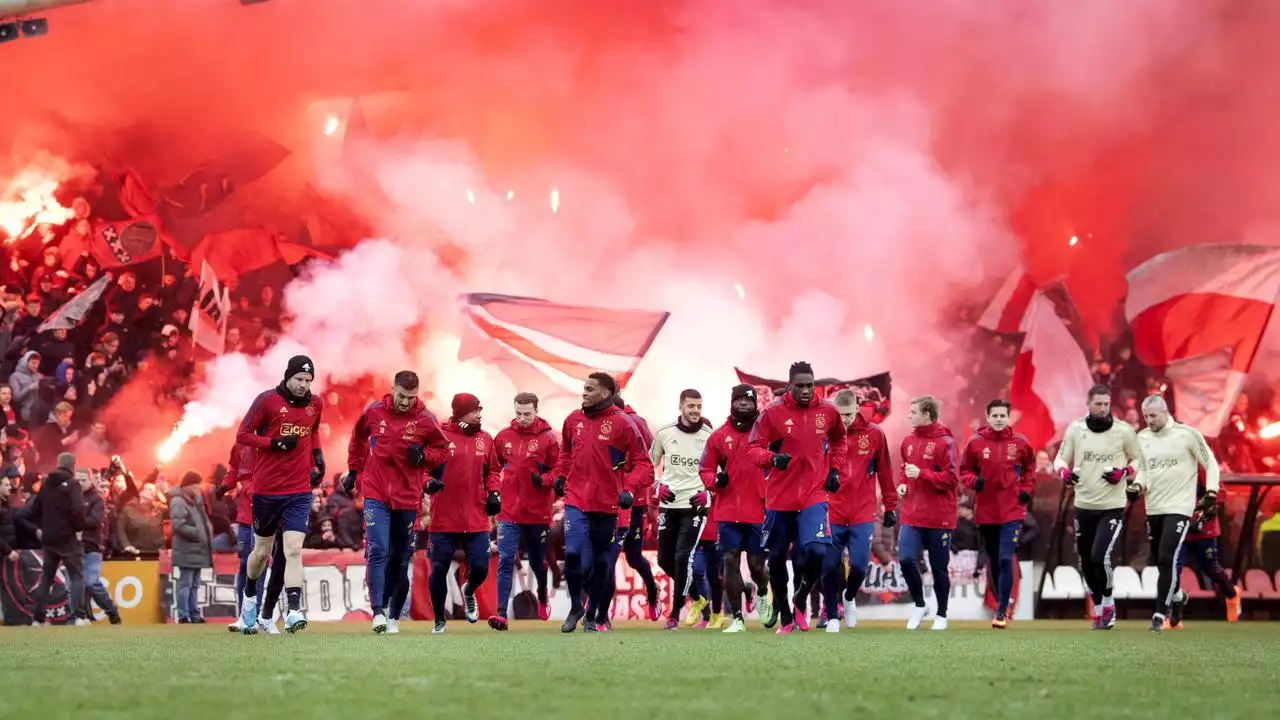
[1128,394,1220,633]
[218,444,263,632]
[613,396,662,621]
[652,389,714,629]
[1176,482,1240,626]
[236,355,326,635]
[554,372,653,633]
[821,389,897,632]
[700,384,773,632]
[959,399,1034,629]
[746,362,847,634]
[426,393,501,634]
[1054,384,1144,630]
[346,370,449,634]
[897,395,959,631]
[490,392,560,631]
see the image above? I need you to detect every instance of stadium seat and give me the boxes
[1042,565,1085,599]
[1240,569,1275,599]
[1140,565,1159,595]
[1111,566,1147,599]
[1180,567,1214,599]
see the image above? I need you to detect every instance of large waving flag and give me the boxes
[978,266,1038,334]
[1126,244,1280,437]
[1009,292,1094,449]
[37,275,112,333]
[459,293,669,399]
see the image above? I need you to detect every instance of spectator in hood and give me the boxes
[169,471,213,623]
[80,470,120,624]
[37,329,75,375]
[117,482,166,554]
[0,470,17,562]
[10,351,43,423]
[35,402,80,472]
[19,453,87,625]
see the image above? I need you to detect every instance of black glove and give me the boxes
[270,436,298,452]
[1125,483,1143,502]
[618,490,634,510]
[553,476,566,498]
[485,491,501,516]
[311,449,325,481]
[883,510,898,528]
[824,469,840,493]
[1196,490,1218,515]
[531,472,545,489]
[1018,490,1031,505]
[343,471,357,495]
[770,453,792,470]
[424,478,445,495]
[1189,512,1207,534]
[974,476,985,492]
[715,471,730,489]
[406,444,426,467]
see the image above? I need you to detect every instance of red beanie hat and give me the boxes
[451,393,482,418]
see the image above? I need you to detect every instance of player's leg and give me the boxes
[459,531,490,624]
[925,529,952,629]
[978,523,1002,611]
[1191,538,1240,621]
[363,498,392,630]
[898,524,929,629]
[386,530,416,630]
[278,492,313,633]
[232,523,263,629]
[592,527,627,629]
[764,511,799,632]
[379,509,414,631]
[561,506,592,631]
[427,533,459,633]
[721,527,747,630]
[820,525,849,629]
[1089,509,1123,629]
[793,503,831,619]
[700,539,724,627]
[492,521,520,629]
[239,494,280,632]
[83,550,119,624]
[623,506,659,617]
[1152,515,1189,631]
[584,513,619,631]
[745,525,772,625]
[843,522,874,629]
[686,540,708,627]
[1073,508,1104,627]
[669,509,701,627]
[258,532,287,631]
[526,524,551,618]
[993,520,1020,625]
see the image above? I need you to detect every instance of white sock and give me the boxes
[1093,603,1104,618]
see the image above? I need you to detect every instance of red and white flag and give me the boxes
[1126,244,1280,437]
[977,267,1038,334]
[459,293,669,400]
[1009,292,1094,449]
[189,260,231,354]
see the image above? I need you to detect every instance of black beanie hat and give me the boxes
[731,384,756,402]
[284,355,315,382]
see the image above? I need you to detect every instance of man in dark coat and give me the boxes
[19,453,87,625]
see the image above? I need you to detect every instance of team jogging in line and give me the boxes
[224,355,1237,636]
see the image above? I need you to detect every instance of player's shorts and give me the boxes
[762,501,832,555]
[718,521,764,555]
[251,492,312,537]
[426,531,490,567]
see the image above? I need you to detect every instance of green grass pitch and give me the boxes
[1,620,1275,719]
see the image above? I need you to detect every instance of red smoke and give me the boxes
[7,0,1280,450]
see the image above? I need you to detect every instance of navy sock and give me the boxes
[285,587,302,612]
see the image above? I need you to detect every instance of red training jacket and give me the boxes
[699,419,765,525]
[236,389,324,496]
[494,417,560,525]
[959,425,1035,526]
[555,404,654,514]
[1189,471,1225,541]
[222,444,255,525]
[622,405,654,507]
[348,395,449,511]
[828,414,897,526]
[746,393,848,512]
[699,503,717,542]
[427,420,501,533]
[899,423,959,530]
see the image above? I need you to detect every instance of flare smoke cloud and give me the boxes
[7,0,1280,457]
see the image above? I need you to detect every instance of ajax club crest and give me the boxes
[600,420,613,436]
[814,414,826,431]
